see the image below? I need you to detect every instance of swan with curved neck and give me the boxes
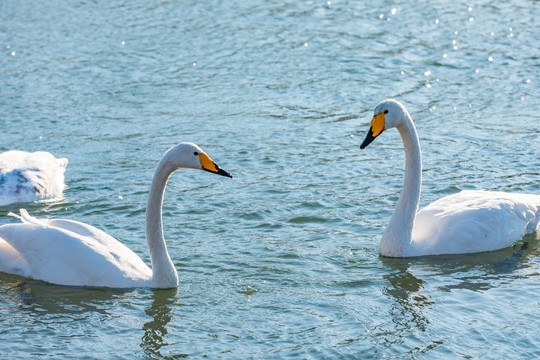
[360,99,540,257]
[0,142,231,288]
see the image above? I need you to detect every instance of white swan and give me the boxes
[0,150,68,206]
[360,99,540,257]
[0,142,231,288]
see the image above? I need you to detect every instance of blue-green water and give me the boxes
[1,0,539,358]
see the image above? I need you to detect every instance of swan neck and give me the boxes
[146,156,179,288]
[380,112,422,257]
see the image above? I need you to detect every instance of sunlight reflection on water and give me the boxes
[1,0,539,358]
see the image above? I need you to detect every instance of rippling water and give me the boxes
[1,0,539,358]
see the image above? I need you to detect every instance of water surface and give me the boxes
[1,0,539,358]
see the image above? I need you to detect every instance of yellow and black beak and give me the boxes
[360,112,386,149]
[198,153,232,178]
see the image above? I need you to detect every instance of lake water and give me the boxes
[1,0,539,358]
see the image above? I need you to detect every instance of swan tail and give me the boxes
[8,209,48,227]
[7,212,22,220]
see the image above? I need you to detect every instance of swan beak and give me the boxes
[360,112,385,149]
[199,153,233,178]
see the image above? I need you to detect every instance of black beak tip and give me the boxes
[217,168,233,178]
[203,167,232,178]
[360,132,376,149]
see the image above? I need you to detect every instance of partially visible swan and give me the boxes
[0,150,68,206]
[360,99,540,257]
[0,143,231,288]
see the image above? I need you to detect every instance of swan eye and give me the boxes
[384,110,388,114]
[194,152,199,156]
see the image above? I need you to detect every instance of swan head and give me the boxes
[165,142,232,178]
[360,99,408,149]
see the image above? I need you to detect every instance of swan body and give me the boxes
[360,99,540,257]
[0,150,68,206]
[0,209,153,287]
[0,143,231,288]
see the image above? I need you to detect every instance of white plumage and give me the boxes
[0,143,231,288]
[0,150,68,206]
[411,190,540,256]
[0,209,152,287]
[360,99,540,257]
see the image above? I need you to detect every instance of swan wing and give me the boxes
[15,209,125,248]
[0,211,152,287]
[412,190,540,255]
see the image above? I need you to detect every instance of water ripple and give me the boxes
[1,0,539,358]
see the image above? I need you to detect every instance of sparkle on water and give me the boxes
[1,0,539,358]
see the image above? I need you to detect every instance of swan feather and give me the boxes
[412,190,540,256]
[0,150,68,205]
[0,212,152,287]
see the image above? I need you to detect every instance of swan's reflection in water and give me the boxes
[0,274,125,315]
[381,264,433,332]
[140,288,181,359]
[380,233,539,333]
[0,274,181,358]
